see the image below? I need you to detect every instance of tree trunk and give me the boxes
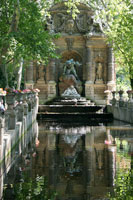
[0,63,9,88]
[130,78,133,90]
[17,58,23,90]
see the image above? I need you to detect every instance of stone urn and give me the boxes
[6,93,16,105]
[118,90,124,107]
[0,94,4,103]
[127,90,133,102]
[23,93,28,102]
[16,93,24,103]
[111,91,117,105]
[0,89,6,103]
[104,90,111,105]
[118,90,124,101]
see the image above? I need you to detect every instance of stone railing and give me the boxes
[107,90,133,124]
[0,89,39,199]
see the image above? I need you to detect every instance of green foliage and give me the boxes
[12,176,57,200]
[108,139,133,200]
[0,0,62,88]
[85,0,133,88]
[116,64,131,91]
[0,0,59,64]
[108,168,133,200]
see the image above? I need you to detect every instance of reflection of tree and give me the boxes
[108,141,133,200]
[108,168,133,200]
[4,176,57,200]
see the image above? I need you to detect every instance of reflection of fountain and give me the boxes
[63,133,82,147]
[59,133,84,177]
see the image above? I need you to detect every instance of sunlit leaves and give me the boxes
[85,0,133,88]
[12,175,57,200]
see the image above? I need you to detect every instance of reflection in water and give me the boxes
[3,121,133,200]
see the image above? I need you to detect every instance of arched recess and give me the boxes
[61,50,83,81]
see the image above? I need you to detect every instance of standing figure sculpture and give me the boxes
[96,62,103,80]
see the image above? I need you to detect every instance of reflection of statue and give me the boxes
[96,62,103,80]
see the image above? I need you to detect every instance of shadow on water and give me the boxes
[3,120,133,200]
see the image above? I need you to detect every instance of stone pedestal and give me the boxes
[94,83,106,104]
[25,83,34,89]
[47,81,56,98]
[85,41,93,83]
[85,81,94,100]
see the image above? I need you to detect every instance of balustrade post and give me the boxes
[0,114,4,200]
[23,93,28,116]
[118,90,124,107]
[104,90,111,105]
[127,90,133,109]
[5,93,17,130]
[27,92,32,112]
[111,91,117,106]
[16,93,24,122]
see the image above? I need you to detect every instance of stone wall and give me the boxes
[0,92,39,199]
[107,91,133,124]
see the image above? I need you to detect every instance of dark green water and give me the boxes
[3,121,133,200]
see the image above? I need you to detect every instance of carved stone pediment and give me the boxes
[49,3,103,35]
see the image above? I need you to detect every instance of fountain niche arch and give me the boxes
[57,50,83,96]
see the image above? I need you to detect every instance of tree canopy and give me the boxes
[0,0,60,88]
[85,0,133,89]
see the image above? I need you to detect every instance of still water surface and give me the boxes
[3,121,133,200]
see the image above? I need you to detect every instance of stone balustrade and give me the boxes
[107,90,133,124]
[0,89,39,199]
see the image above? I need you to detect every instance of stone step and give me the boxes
[37,112,113,122]
[53,100,92,105]
[38,105,104,113]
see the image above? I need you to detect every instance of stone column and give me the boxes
[47,60,56,98]
[25,61,34,89]
[86,47,93,82]
[85,44,94,99]
[49,60,56,81]
[107,47,115,90]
